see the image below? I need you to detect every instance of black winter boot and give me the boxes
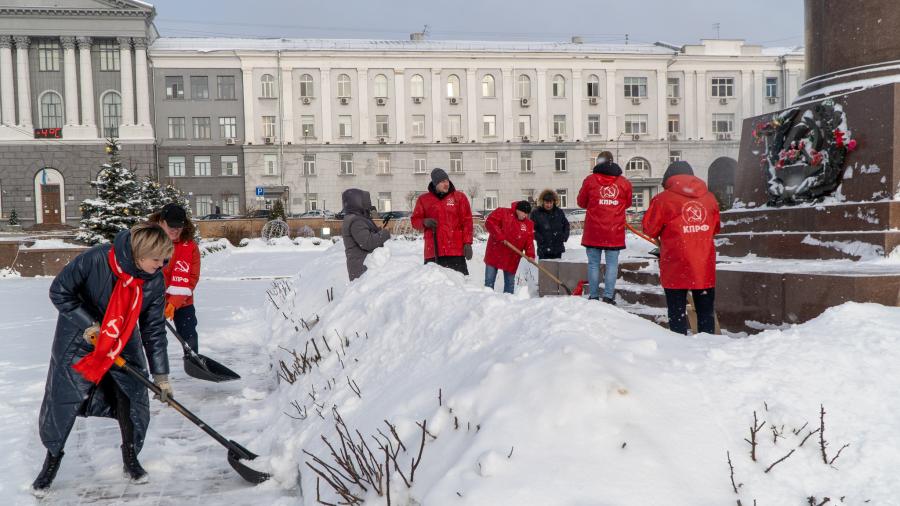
[32,450,64,493]
[121,444,148,483]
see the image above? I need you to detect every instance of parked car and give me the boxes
[471,210,485,219]
[294,209,335,219]
[245,209,271,219]
[562,208,587,222]
[378,211,411,221]
[197,213,236,220]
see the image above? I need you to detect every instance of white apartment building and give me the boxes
[149,37,804,214]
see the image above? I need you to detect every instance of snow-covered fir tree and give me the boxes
[7,209,18,226]
[270,199,287,222]
[77,140,147,244]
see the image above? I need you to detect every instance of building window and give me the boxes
[340,153,354,175]
[448,115,462,137]
[414,153,427,174]
[711,77,735,98]
[520,151,533,173]
[221,155,239,176]
[165,76,184,100]
[195,195,212,216]
[377,153,391,175]
[484,190,499,211]
[552,74,566,98]
[556,189,568,208]
[766,77,778,98]
[517,74,531,99]
[624,114,648,135]
[261,74,276,98]
[374,74,389,98]
[554,151,567,172]
[222,195,239,215]
[669,150,682,163]
[712,113,735,135]
[264,154,278,176]
[410,74,425,98]
[98,41,120,71]
[100,92,121,137]
[412,115,425,137]
[338,115,352,138]
[518,115,531,137]
[37,40,61,72]
[168,117,186,139]
[552,115,566,136]
[483,115,496,137]
[375,115,390,137]
[449,152,463,173]
[299,74,314,97]
[262,116,276,138]
[377,192,392,212]
[192,117,211,139]
[587,75,600,97]
[481,74,495,97]
[168,156,185,177]
[305,193,318,211]
[301,116,315,138]
[625,157,649,173]
[521,189,536,203]
[624,77,648,98]
[219,117,237,139]
[484,152,498,173]
[194,156,211,176]
[190,76,209,100]
[217,76,236,99]
[588,114,601,135]
[667,77,681,98]
[447,74,460,98]
[668,114,680,135]
[303,154,316,176]
[632,191,645,209]
[337,74,352,98]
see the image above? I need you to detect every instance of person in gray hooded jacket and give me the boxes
[341,189,391,281]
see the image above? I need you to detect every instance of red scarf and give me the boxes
[73,248,144,384]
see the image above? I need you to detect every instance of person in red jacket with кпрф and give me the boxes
[149,203,202,353]
[411,168,474,275]
[484,201,535,294]
[642,161,721,335]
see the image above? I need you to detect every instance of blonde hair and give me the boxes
[131,222,174,261]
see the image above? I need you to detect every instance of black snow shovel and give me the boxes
[165,321,241,383]
[91,337,271,484]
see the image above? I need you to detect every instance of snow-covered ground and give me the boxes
[3,236,900,505]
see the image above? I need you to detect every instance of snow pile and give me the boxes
[253,242,900,504]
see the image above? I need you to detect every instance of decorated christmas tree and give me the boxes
[7,209,18,226]
[141,177,191,220]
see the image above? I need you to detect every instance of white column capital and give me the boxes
[431,68,442,75]
[116,37,132,48]
[13,35,29,49]
[132,38,148,49]
[60,36,76,50]
[0,35,12,49]
[76,36,92,47]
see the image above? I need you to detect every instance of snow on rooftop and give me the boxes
[761,45,805,56]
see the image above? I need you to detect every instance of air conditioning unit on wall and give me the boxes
[450,135,460,143]
[520,98,530,107]
[339,97,349,105]
[449,97,460,105]
[264,137,274,145]
[412,96,423,104]
[588,97,598,105]
[631,97,641,105]
[768,97,778,104]
[301,97,311,105]
[719,98,729,105]
[669,97,680,105]
[225,137,236,145]
[375,97,387,106]
[632,134,641,141]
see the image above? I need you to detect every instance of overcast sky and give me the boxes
[148,0,805,48]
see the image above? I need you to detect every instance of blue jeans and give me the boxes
[586,247,620,300]
[485,265,516,294]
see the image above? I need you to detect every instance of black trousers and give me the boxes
[174,304,199,353]
[425,255,469,275]
[538,252,562,260]
[98,375,134,448]
[664,288,716,335]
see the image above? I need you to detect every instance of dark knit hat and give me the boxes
[431,168,450,186]
[662,161,694,186]
[515,200,532,214]
[596,151,614,165]
[160,203,187,228]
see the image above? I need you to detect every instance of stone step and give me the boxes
[619,269,660,285]
[615,282,667,308]
[716,230,900,260]
[720,201,900,234]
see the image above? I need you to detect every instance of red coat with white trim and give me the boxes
[484,204,536,273]
[411,182,473,259]
[577,172,633,249]
[162,239,201,308]
[641,175,721,289]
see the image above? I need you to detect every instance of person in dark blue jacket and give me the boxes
[529,189,570,260]
[32,223,173,494]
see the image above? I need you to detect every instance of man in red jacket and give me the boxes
[411,168,474,275]
[642,161,721,335]
[484,201,535,294]
[577,151,633,304]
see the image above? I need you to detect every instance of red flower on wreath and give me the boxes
[847,139,858,152]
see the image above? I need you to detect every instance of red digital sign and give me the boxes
[34,128,62,139]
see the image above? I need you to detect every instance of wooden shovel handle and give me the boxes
[502,240,572,294]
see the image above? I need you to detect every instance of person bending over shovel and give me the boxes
[33,223,174,494]
[484,201,535,294]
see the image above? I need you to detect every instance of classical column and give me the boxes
[787,70,799,102]
[280,67,294,142]
[393,68,406,142]
[605,69,617,139]
[684,71,696,139]
[465,68,477,140]
[753,71,764,116]
[572,71,583,140]
[656,68,667,140]
[241,67,255,142]
[60,36,79,127]
[118,37,134,126]
[740,70,753,132]
[696,70,707,140]
[76,37,95,128]
[0,36,14,126]
[501,68,514,140]
[133,38,151,126]
[356,67,369,141]
[430,68,442,140]
[14,36,32,128]
[319,68,332,143]
[536,69,548,140]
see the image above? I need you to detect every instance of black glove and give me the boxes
[463,243,473,260]
[382,216,392,228]
[423,218,438,229]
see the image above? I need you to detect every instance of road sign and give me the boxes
[255,186,264,196]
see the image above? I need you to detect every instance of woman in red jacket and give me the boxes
[484,201,535,294]
[149,203,202,353]
[641,161,721,335]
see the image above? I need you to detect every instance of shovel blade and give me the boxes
[227,440,271,484]
[183,354,242,383]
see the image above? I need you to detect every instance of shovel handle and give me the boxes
[165,320,199,357]
[625,222,659,246]
[502,240,572,295]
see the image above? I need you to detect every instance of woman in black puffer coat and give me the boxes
[529,189,570,260]
[33,224,173,494]
[341,189,391,281]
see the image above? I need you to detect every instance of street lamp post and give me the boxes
[303,126,310,213]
